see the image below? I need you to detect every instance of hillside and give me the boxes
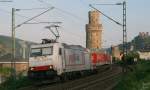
[131,35,150,51]
[0,35,36,59]
[118,32,150,51]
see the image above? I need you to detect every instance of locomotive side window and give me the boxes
[42,47,53,55]
[31,48,42,57]
[59,48,62,55]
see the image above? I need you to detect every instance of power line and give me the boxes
[0,8,43,22]
[36,0,87,46]
[15,7,54,29]
[92,3,122,6]
[36,0,53,7]
[36,0,87,22]
[0,8,55,25]
[25,22,62,24]
[89,4,123,26]
[15,7,50,11]
[0,0,12,2]
[79,0,90,8]
[56,8,87,22]
[61,27,86,43]
[35,0,88,34]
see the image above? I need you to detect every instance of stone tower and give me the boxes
[86,11,103,49]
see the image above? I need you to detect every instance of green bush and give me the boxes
[0,67,11,75]
[0,74,33,90]
[114,60,150,90]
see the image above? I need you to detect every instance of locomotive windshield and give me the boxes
[30,46,53,57]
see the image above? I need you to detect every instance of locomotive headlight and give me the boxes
[49,65,53,69]
[30,67,34,71]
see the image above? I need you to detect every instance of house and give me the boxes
[138,50,150,60]
[111,45,122,60]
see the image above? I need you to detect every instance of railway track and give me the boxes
[38,65,121,90]
[35,65,111,86]
[69,72,121,90]
[19,65,121,90]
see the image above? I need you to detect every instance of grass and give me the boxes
[0,67,11,75]
[0,74,34,90]
[1,60,150,90]
[114,60,150,90]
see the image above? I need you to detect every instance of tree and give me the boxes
[125,51,139,64]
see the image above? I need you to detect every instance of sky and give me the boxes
[0,0,150,48]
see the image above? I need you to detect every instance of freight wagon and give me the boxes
[28,41,95,80]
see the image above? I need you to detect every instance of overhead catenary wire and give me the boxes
[89,4,123,26]
[55,8,87,22]
[0,1,86,46]
[0,7,83,37]
[61,27,86,44]
[78,1,121,47]
[25,22,62,24]
[79,0,114,47]
[92,3,122,6]
[35,0,87,33]
[35,0,86,31]
[15,7,54,29]
[0,8,48,24]
[36,0,87,22]
[79,0,90,8]
[0,0,12,2]
[15,7,51,11]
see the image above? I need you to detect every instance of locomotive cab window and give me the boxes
[31,48,42,57]
[42,47,53,55]
[30,46,53,57]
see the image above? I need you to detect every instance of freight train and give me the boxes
[28,39,112,80]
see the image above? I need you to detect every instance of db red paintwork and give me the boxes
[91,52,111,65]
[31,65,50,71]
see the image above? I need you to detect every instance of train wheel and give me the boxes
[28,71,34,79]
[76,72,81,78]
[68,73,72,80]
[61,74,68,82]
[92,69,98,74]
[54,76,61,83]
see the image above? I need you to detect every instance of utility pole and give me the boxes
[122,1,127,72]
[89,1,127,72]
[123,1,127,56]
[11,7,54,79]
[11,8,16,79]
